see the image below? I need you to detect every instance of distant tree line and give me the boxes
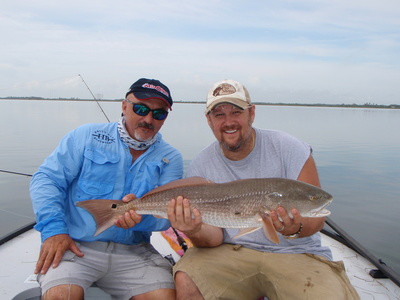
[1,97,399,109]
[250,102,400,109]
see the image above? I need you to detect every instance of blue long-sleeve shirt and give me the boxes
[30,122,183,244]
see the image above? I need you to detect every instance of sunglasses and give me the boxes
[125,99,169,121]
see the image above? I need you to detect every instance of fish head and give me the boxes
[266,180,333,217]
[290,182,333,217]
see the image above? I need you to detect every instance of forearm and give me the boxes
[295,154,325,237]
[293,217,325,238]
[31,172,69,241]
[183,223,224,248]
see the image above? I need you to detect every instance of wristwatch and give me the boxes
[283,223,303,239]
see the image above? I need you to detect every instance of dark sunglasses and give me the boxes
[125,99,169,121]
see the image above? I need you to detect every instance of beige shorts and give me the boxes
[173,244,360,300]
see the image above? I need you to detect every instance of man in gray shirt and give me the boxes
[168,79,359,300]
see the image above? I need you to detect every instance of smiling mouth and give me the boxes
[224,129,238,134]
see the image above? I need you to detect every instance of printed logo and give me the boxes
[213,83,236,97]
[92,130,116,144]
[142,83,169,97]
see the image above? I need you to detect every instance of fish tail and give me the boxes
[76,199,123,236]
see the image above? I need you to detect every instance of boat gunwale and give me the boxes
[2,218,400,289]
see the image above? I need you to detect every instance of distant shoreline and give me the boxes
[0,97,399,109]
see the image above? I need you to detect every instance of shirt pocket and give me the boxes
[76,148,120,199]
[134,161,165,196]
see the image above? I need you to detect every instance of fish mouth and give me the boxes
[310,202,332,217]
[311,208,331,217]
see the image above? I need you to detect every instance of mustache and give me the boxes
[137,122,155,130]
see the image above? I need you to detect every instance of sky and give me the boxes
[1,0,399,105]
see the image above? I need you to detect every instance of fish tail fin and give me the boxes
[260,212,280,244]
[76,199,123,236]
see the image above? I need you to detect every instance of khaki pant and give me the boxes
[173,244,360,300]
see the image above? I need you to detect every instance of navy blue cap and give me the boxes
[125,78,173,109]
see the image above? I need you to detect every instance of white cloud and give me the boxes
[0,0,399,104]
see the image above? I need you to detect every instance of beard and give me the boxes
[219,126,252,152]
[221,137,244,152]
[133,122,155,141]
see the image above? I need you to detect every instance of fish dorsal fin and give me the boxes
[142,176,215,198]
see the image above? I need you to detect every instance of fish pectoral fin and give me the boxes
[232,227,261,239]
[260,213,280,244]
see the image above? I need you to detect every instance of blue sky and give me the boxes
[1,0,399,104]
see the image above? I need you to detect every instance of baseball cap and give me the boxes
[206,79,252,113]
[126,78,173,109]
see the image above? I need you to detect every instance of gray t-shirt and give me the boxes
[186,127,332,260]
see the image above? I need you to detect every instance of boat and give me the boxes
[1,218,399,300]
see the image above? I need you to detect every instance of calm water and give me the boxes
[1,99,399,274]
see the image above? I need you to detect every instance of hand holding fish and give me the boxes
[270,206,326,238]
[34,234,84,275]
[167,196,202,235]
[270,207,302,236]
[168,196,224,247]
[114,194,142,229]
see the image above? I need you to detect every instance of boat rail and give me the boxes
[323,217,400,287]
[2,218,400,290]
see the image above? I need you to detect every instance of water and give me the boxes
[1,99,399,274]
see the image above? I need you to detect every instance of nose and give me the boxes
[142,111,154,123]
[223,112,237,124]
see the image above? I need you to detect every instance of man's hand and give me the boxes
[114,193,143,229]
[35,234,83,275]
[167,196,223,247]
[167,196,203,236]
[270,207,302,236]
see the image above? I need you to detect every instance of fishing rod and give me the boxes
[0,169,32,177]
[78,74,110,123]
[1,75,111,177]
[172,227,188,252]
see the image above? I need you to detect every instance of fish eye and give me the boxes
[310,195,318,201]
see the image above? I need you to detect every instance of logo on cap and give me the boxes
[142,83,170,97]
[213,83,236,97]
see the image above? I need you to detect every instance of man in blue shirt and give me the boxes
[30,78,183,300]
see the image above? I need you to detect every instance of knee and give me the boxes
[174,271,203,300]
[175,271,190,287]
[42,284,84,300]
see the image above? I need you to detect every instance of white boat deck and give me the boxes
[0,229,399,300]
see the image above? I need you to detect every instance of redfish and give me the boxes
[76,177,332,244]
